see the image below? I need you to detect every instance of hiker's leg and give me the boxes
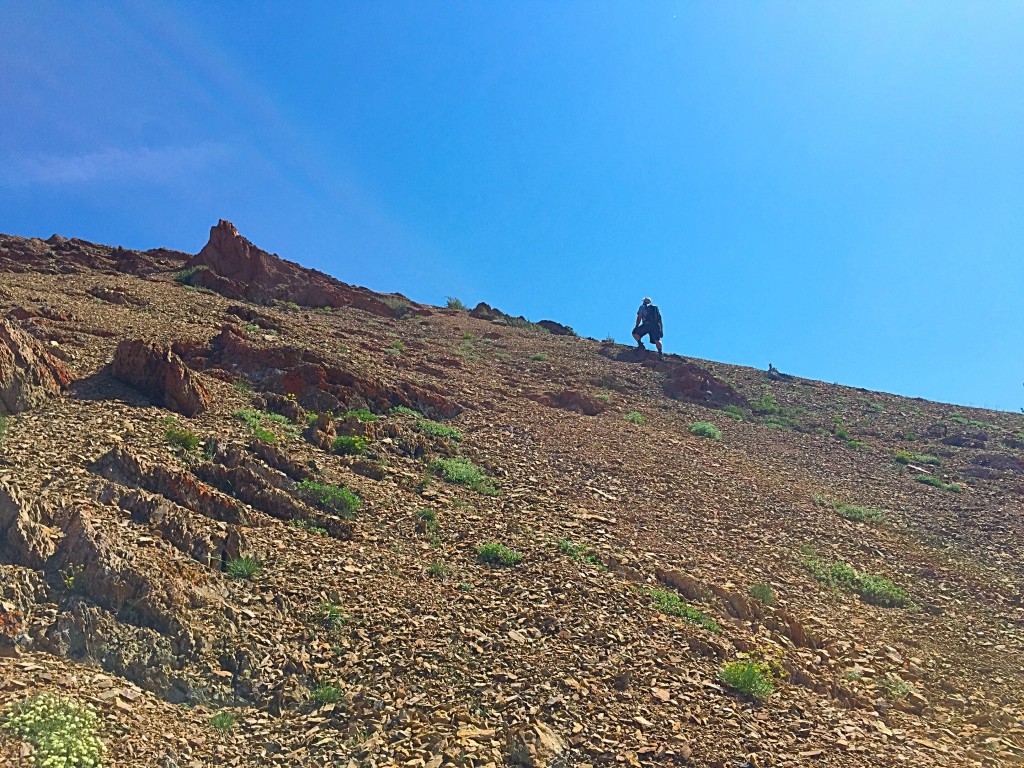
[655,340,663,356]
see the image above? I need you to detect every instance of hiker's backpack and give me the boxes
[648,304,662,327]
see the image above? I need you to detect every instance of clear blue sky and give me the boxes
[2,2,1023,411]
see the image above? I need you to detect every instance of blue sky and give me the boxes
[2,2,1023,412]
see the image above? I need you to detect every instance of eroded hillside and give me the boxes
[1,222,1022,768]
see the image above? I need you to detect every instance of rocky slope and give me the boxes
[0,222,1022,768]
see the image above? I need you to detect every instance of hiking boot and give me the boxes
[636,341,645,350]
[658,350,663,359]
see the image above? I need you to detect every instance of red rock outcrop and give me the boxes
[111,339,211,417]
[528,389,607,416]
[0,232,187,275]
[0,318,73,415]
[184,219,426,318]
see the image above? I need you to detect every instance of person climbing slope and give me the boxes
[632,297,663,359]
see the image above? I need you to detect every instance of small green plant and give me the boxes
[913,474,962,492]
[878,673,914,701]
[387,340,405,354]
[59,564,85,593]
[602,336,615,343]
[749,583,775,604]
[331,435,369,455]
[290,519,328,536]
[722,405,745,421]
[802,556,909,607]
[894,450,940,465]
[431,457,498,495]
[226,556,262,580]
[950,413,997,430]
[835,503,884,524]
[752,394,780,415]
[530,353,548,362]
[557,539,602,566]
[232,379,253,393]
[477,542,523,566]
[0,415,8,445]
[417,420,463,441]
[427,561,450,578]
[173,264,209,285]
[625,411,647,425]
[210,711,236,732]
[643,588,720,633]
[311,684,342,706]
[252,426,277,444]
[846,439,868,450]
[2,694,106,767]
[446,296,467,310]
[688,421,722,440]
[316,601,349,630]
[297,479,361,516]
[416,508,439,532]
[390,405,422,417]
[719,661,774,700]
[594,392,611,404]
[164,422,202,453]
[344,409,378,423]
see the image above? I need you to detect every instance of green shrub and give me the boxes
[416,508,439,532]
[210,711,236,732]
[252,426,277,444]
[643,588,720,633]
[557,539,601,566]
[624,411,647,425]
[752,394,780,415]
[316,601,349,630]
[477,542,523,566]
[913,474,962,492]
[530,353,548,362]
[802,556,909,607]
[446,296,467,310]
[878,673,914,700]
[290,519,328,536]
[427,561,450,578]
[431,457,498,495]
[311,684,342,706]
[344,409,378,423]
[0,415,8,444]
[417,420,463,441]
[835,503,884,525]
[689,421,722,440]
[297,479,361,516]
[595,393,611,404]
[226,556,262,580]
[165,422,201,452]
[173,265,209,285]
[719,661,773,700]
[894,450,940,466]
[332,435,369,455]
[749,583,775,604]
[722,405,745,421]
[846,439,868,450]
[390,405,422,417]
[2,694,106,767]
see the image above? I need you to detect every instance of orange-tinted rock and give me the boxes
[112,339,211,417]
[0,319,73,415]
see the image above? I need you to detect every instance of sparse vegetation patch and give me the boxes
[210,711,236,732]
[431,457,498,495]
[802,555,909,607]
[477,542,523,566]
[417,420,463,441]
[643,588,720,633]
[296,479,361,516]
[894,450,940,466]
[749,583,775,604]
[688,421,722,440]
[719,661,774,700]
[332,435,369,455]
[226,556,262,580]
[913,474,962,493]
[2,694,106,767]
[344,408,378,423]
[557,539,602,566]
[624,411,647,425]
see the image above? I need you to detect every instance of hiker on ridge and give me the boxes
[632,297,663,359]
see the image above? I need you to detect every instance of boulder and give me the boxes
[112,339,211,417]
[0,318,73,415]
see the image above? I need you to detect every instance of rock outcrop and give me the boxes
[112,339,211,417]
[183,219,423,318]
[0,318,73,415]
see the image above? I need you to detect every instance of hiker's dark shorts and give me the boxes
[633,322,662,342]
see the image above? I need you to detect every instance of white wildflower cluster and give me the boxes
[2,694,106,767]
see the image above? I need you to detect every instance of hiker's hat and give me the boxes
[642,297,652,305]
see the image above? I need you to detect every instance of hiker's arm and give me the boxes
[636,313,642,325]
